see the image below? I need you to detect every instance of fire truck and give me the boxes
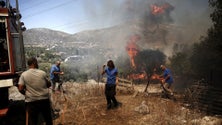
[0,0,26,119]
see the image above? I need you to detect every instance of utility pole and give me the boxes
[16,0,26,69]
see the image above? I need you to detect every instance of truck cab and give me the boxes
[0,0,26,116]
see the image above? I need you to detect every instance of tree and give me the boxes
[190,0,222,84]
[134,49,166,91]
[115,54,131,78]
[169,43,193,76]
[134,49,166,75]
[169,52,191,76]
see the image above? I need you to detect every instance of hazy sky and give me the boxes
[11,0,124,34]
[9,0,210,34]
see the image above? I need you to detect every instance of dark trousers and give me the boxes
[51,79,57,90]
[51,79,62,91]
[105,84,118,107]
[26,99,53,125]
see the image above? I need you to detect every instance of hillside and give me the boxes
[23,28,69,45]
[52,81,222,125]
[23,20,187,57]
[6,80,222,125]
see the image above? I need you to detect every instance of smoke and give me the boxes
[82,0,211,49]
[170,0,211,40]
[72,0,212,77]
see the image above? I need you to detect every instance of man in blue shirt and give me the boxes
[101,60,121,110]
[50,61,64,92]
[160,65,174,96]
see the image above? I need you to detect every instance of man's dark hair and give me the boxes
[27,57,38,68]
[107,60,115,69]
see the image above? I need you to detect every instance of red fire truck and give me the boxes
[0,0,26,118]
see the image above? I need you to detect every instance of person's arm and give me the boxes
[101,65,106,75]
[53,71,64,75]
[45,76,51,88]
[51,66,64,75]
[161,71,170,83]
[163,74,170,82]
[18,75,26,94]
[18,84,25,91]
[116,72,119,85]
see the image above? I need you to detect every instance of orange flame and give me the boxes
[151,74,160,80]
[150,74,165,83]
[150,3,170,15]
[126,34,149,80]
[126,34,140,68]
[128,72,147,80]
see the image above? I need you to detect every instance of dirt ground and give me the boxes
[52,80,222,125]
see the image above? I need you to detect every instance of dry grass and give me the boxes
[51,81,218,125]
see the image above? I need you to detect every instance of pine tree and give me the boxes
[190,0,222,85]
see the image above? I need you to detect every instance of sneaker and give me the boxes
[114,102,122,108]
[107,104,112,110]
[118,102,122,107]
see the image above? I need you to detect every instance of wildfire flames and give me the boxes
[128,72,147,80]
[126,34,148,80]
[150,3,174,15]
[127,72,162,81]
[125,3,174,81]
[125,34,163,81]
[126,34,140,68]
[150,73,161,80]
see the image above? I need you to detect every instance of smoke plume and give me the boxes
[81,0,211,57]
